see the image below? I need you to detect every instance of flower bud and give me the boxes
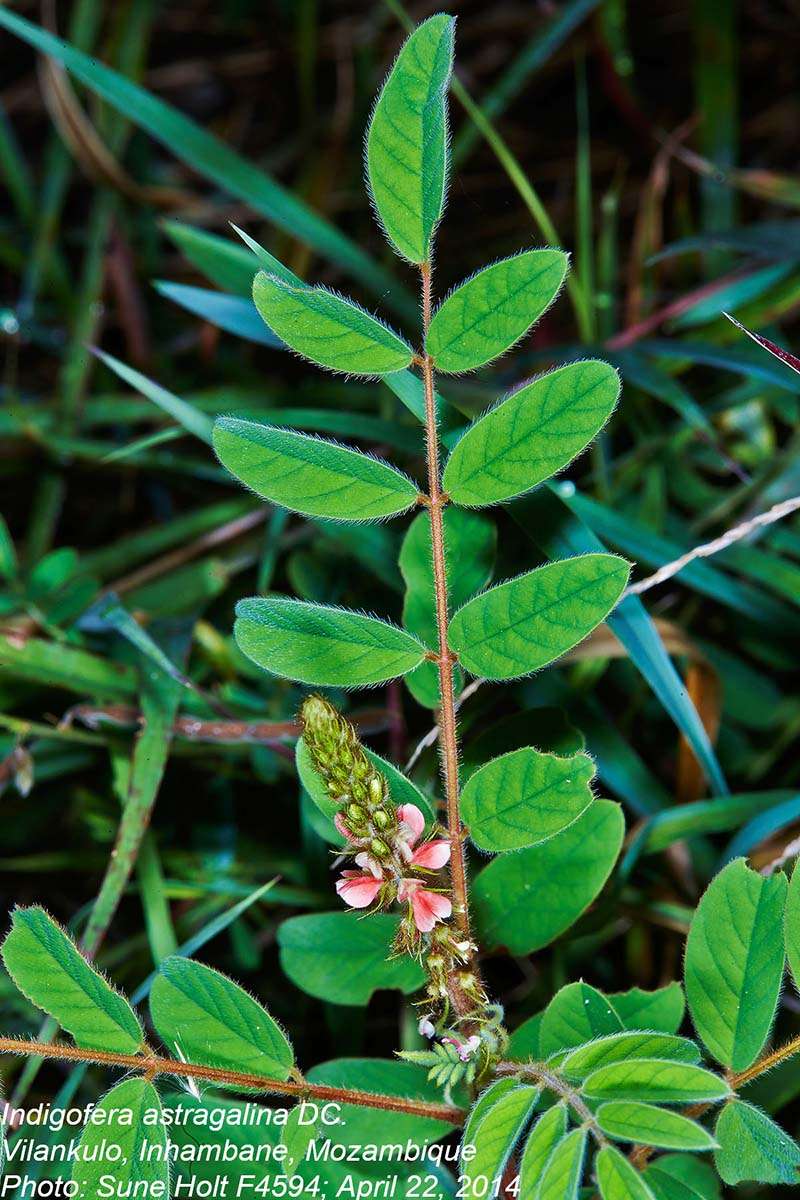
[370,838,392,860]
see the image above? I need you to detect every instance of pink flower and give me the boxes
[442,1034,481,1062]
[397,804,451,870]
[410,839,451,870]
[398,878,453,932]
[335,870,383,909]
[397,803,426,847]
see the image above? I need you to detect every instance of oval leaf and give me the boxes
[449,554,629,681]
[150,957,293,1081]
[519,1104,568,1195]
[428,250,567,374]
[474,800,624,954]
[597,1102,717,1152]
[277,912,425,1004]
[714,1099,800,1186]
[234,597,425,687]
[582,1060,730,1105]
[213,418,419,520]
[539,982,623,1057]
[366,15,454,264]
[252,272,413,375]
[609,984,686,1035]
[72,1080,168,1196]
[685,857,787,1071]
[443,360,620,504]
[462,746,595,852]
[560,1032,701,1081]
[596,1145,657,1200]
[462,1085,539,1196]
[1,906,143,1055]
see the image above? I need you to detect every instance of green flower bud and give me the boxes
[370,838,392,860]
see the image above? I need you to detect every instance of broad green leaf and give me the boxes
[560,1032,700,1081]
[462,747,595,852]
[213,418,419,521]
[646,1156,720,1200]
[582,1060,730,1104]
[296,739,435,831]
[609,984,685,1035]
[597,1102,717,1152]
[307,1060,455,1148]
[277,913,425,1004]
[685,857,787,1070]
[400,507,495,707]
[428,251,567,374]
[539,981,623,1056]
[366,15,454,264]
[643,1167,705,1200]
[462,1085,539,1195]
[596,1146,657,1200]
[150,956,293,1081]
[1,907,143,1054]
[234,597,425,686]
[714,1099,800,1186]
[449,554,629,680]
[537,1128,586,1200]
[474,800,624,954]
[72,1080,167,1195]
[507,1012,543,1062]
[252,273,413,375]
[518,1104,568,1196]
[786,858,800,992]
[443,360,619,504]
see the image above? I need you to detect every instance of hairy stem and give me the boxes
[419,261,469,943]
[495,1061,607,1147]
[0,1037,464,1125]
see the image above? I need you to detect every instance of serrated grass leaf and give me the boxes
[597,1102,717,1152]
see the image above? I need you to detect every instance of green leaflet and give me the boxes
[537,1128,587,1200]
[150,957,294,1081]
[72,1080,168,1195]
[234,597,425,686]
[474,800,624,954]
[507,1012,543,1062]
[643,1166,706,1200]
[462,1078,523,1152]
[1,907,143,1055]
[307,1060,454,1148]
[582,1060,730,1104]
[427,250,568,374]
[596,1146,657,1200]
[714,1100,800,1186]
[296,739,435,832]
[560,1032,701,1081]
[786,858,800,992]
[280,1107,317,1175]
[252,273,413,376]
[608,984,686,1035]
[518,1104,569,1196]
[442,360,619,505]
[685,858,787,1071]
[539,981,623,1056]
[461,746,595,852]
[400,507,496,707]
[646,1156,720,1200]
[277,913,425,1004]
[449,553,629,680]
[366,15,454,264]
[597,1102,717,1152]
[461,1085,539,1195]
[212,418,419,521]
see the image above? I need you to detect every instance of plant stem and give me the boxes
[419,261,470,944]
[495,1060,607,1147]
[0,1037,464,1125]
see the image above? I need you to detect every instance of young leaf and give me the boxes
[596,1146,657,1200]
[714,1099,800,1186]
[560,1032,701,1081]
[786,858,800,992]
[72,1079,168,1196]
[537,1128,587,1200]
[518,1104,569,1195]
[597,1102,717,1152]
[1,907,143,1055]
[461,1085,539,1196]
[442,360,620,505]
[449,554,629,680]
[685,857,787,1071]
[461,746,595,852]
[234,597,426,686]
[213,418,420,521]
[582,1060,730,1104]
[366,15,454,264]
[539,981,623,1056]
[427,250,567,373]
[252,273,413,376]
[609,984,686,1035]
[150,956,294,1081]
[277,913,425,1004]
[474,800,624,954]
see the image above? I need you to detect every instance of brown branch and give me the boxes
[0,1037,464,1125]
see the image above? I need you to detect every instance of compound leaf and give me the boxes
[234,597,425,686]
[252,272,413,376]
[597,1102,717,1152]
[366,15,454,264]
[449,554,629,680]
[1,906,143,1055]
[462,746,595,852]
[685,858,787,1071]
[596,1146,657,1200]
[150,957,293,1081]
[714,1100,800,1186]
[582,1060,730,1105]
[213,418,419,521]
[443,360,619,504]
[72,1080,167,1195]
